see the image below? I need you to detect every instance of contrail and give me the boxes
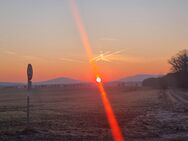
[69,1,125,141]
[90,50,125,63]
[104,50,125,58]
[90,51,111,62]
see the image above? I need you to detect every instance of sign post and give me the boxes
[27,64,33,129]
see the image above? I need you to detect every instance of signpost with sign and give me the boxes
[27,64,33,128]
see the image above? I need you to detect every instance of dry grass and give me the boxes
[0,87,188,141]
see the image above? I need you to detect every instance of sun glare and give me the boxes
[96,76,102,83]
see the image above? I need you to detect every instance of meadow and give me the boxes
[0,86,188,141]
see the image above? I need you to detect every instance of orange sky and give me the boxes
[0,0,187,82]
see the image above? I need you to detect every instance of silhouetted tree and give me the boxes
[143,50,188,88]
[169,49,188,73]
[168,49,188,88]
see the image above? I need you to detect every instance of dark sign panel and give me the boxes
[27,64,33,81]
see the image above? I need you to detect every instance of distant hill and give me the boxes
[0,82,23,87]
[0,77,84,87]
[118,74,161,82]
[0,75,162,87]
[34,77,84,85]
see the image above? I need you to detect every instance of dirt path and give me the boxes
[167,89,188,107]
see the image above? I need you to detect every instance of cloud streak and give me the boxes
[100,38,120,41]
[59,58,84,63]
[4,51,16,55]
[23,55,41,60]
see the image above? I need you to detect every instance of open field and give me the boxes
[0,87,188,141]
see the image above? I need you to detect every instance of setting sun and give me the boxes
[96,76,102,83]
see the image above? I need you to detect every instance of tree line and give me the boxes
[143,49,188,89]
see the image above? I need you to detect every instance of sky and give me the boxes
[0,0,188,82]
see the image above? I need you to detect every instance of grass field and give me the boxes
[0,86,188,141]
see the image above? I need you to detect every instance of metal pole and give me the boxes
[27,64,33,129]
[27,80,31,128]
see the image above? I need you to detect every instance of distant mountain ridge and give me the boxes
[0,82,23,87]
[0,77,83,87]
[117,74,161,82]
[0,74,161,87]
[34,77,84,85]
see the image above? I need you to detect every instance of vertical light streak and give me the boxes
[69,1,124,141]
[98,82,124,141]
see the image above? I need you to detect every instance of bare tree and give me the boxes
[169,49,188,73]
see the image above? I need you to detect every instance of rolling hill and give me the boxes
[34,77,84,85]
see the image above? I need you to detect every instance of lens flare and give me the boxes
[69,1,125,141]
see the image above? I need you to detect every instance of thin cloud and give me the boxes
[110,56,167,63]
[59,58,84,63]
[110,56,141,63]
[4,51,16,55]
[100,38,119,41]
[23,55,41,60]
